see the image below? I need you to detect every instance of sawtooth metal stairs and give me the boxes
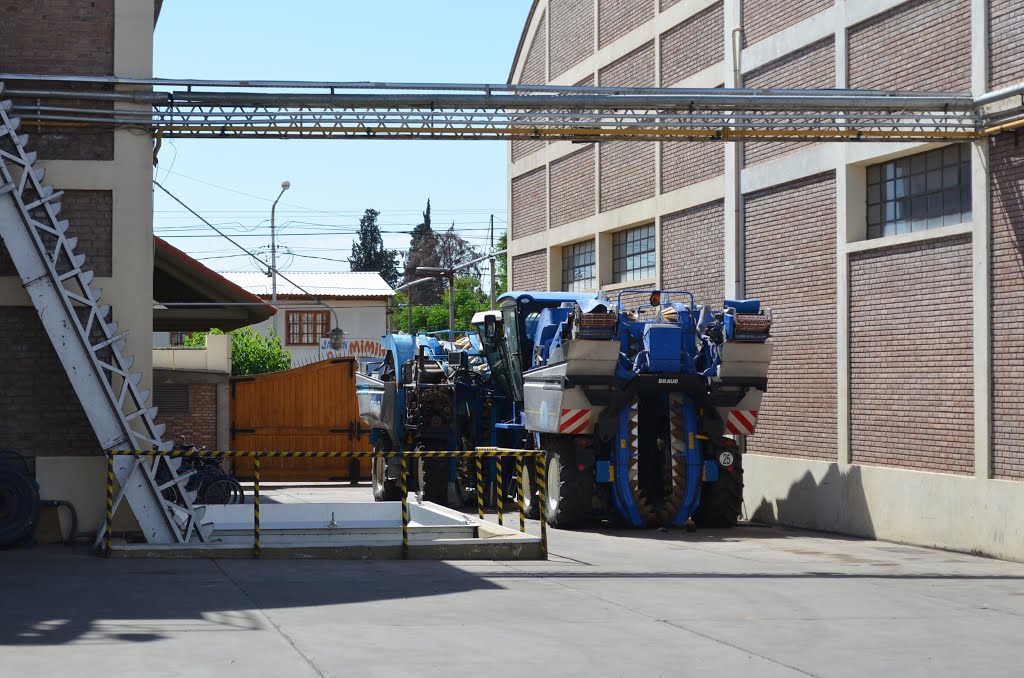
[0,82,212,544]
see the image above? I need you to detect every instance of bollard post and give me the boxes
[535,452,548,559]
[400,452,409,559]
[105,452,114,557]
[475,457,484,519]
[517,456,525,533]
[252,454,261,559]
[496,457,504,526]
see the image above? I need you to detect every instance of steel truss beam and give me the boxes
[3,74,1022,142]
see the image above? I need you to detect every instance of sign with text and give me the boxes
[319,336,385,360]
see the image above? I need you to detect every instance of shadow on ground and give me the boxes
[0,547,500,647]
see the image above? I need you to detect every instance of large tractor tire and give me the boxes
[371,437,404,502]
[517,457,541,519]
[418,457,450,505]
[692,451,744,528]
[543,438,593,529]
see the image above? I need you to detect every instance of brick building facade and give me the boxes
[507,0,1024,560]
[1,1,162,528]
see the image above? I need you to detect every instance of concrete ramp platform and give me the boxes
[108,499,544,560]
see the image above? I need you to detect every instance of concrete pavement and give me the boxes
[1,484,1022,677]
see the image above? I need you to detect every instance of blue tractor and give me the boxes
[357,331,520,506]
[472,289,773,529]
[358,288,773,530]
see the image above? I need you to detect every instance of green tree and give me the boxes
[495,231,508,296]
[403,199,444,305]
[349,208,400,288]
[393,275,488,333]
[185,326,291,376]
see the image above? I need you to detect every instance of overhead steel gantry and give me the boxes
[3,74,1024,144]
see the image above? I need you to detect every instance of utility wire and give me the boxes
[153,181,364,327]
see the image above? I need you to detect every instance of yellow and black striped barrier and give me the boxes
[104,447,547,559]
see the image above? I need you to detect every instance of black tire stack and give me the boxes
[0,450,39,548]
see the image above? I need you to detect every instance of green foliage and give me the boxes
[349,208,400,288]
[185,326,291,376]
[393,275,489,333]
[495,231,507,296]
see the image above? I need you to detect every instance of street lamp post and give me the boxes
[270,180,289,338]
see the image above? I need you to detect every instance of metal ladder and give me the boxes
[0,83,212,544]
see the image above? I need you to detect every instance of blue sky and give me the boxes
[152,1,533,274]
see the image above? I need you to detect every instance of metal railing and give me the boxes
[104,447,547,559]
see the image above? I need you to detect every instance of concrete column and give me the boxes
[971,0,991,480]
[216,381,230,451]
[835,0,851,466]
[722,0,743,299]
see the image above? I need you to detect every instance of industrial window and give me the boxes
[153,384,189,416]
[286,310,330,345]
[562,240,596,292]
[866,145,971,239]
[612,224,656,283]
[169,331,188,347]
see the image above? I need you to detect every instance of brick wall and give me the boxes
[154,384,219,451]
[661,0,683,11]
[742,0,833,45]
[600,140,656,212]
[744,172,837,461]
[512,11,548,163]
[0,190,112,277]
[660,1,724,86]
[848,0,970,92]
[744,38,834,166]
[662,141,724,193]
[512,249,548,291]
[550,145,596,227]
[849,235,974,475]
[599,40,655,88]
[511,167,547,240]
[989,0,1024,90]
[991,133,1024,480]
[0,0,115,161]
[550,0,595,78]
[599,42,655,213]
[660,200,724,305]
[599,0,654,49]
[0,307,99,457]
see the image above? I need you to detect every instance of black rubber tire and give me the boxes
[543,440,592,529]
[419,458,449,505]
[692,455,744,528]
[0,468,40,548]
[517,458,541,519]
[371,438,404,502]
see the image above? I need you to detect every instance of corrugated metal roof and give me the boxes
[217,271,394,298]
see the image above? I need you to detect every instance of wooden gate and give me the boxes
[230,357,372,481]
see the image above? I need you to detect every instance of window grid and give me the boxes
[561,240,596,292]
[286,310,330,345]
[612,224,656,283]
[866,145,971,239]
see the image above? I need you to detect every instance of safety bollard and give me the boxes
[252,455,261,559]
[476,457,484,519]
[104,453,113,557]
[517,457,525,533]
[400,453,409,559]
[535,452,548,559]
[496,459,504,526]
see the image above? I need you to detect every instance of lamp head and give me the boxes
[330,327,345,350]
[281,180,291,191]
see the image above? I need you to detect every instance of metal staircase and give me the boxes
[0,82,212,544]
